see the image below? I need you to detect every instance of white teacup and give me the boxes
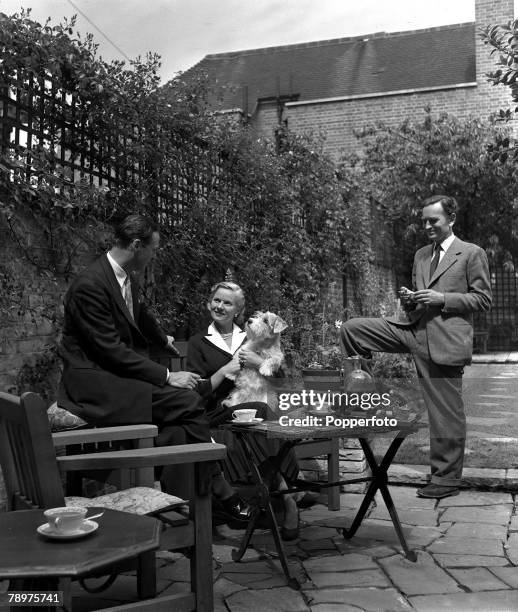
[44,506,87,534]
[232,409,257,422]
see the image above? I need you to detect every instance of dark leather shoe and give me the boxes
[416,484,459,499]
[217,494,252,522]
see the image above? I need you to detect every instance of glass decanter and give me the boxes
[342,355,376,412]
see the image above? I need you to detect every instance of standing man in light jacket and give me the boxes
[341,195,492,498]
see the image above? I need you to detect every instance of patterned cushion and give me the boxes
[47,402,87,431]
[65,487,187,515]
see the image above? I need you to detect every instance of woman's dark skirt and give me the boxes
[207,401,299,484]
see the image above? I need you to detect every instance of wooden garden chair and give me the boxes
[0,390,226,612]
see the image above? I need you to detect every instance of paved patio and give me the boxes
[63,486,518,612]
[3,354,518,610]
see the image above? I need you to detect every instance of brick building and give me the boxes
[186,0,514,160]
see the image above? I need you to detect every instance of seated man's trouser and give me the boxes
[341,317,465,487]
[152,385,215,500]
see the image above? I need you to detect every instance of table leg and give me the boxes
[342,435,417,562]
[231,505,262,562]
[231,432,300,590]
[137,551,156,599]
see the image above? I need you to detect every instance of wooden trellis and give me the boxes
[0,68,234,225]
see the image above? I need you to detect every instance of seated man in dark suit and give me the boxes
[58,214,249,520]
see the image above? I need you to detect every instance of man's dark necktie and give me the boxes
[122,276,134,319]
[429,245,441,278]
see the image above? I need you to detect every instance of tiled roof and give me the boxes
[186,23,476,110]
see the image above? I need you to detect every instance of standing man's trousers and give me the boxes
[341,317,465,486]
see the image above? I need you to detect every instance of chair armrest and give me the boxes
[52,424,158,446]
[57,442,226,472]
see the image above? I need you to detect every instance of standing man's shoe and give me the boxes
[416,484,459,499]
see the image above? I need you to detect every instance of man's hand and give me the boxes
[167,371,201,389]
[398,286,415,305]
[238,347,264,369]
[413,289,445,306]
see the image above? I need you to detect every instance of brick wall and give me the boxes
[249,0,515,161]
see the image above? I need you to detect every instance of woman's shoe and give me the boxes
[281,523,300,541]
[215,494,252,523]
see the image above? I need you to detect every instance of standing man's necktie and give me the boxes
[122,276,134,319]
[429,245,441,278]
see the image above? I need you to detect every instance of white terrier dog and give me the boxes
[223,311,288,408]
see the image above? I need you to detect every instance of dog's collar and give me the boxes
[205,323,246,355]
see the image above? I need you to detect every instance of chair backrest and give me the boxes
[0,391,65,510]
[150,341,188,372]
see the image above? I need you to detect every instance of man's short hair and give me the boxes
[422,195,458,219]
[114,214,158,248]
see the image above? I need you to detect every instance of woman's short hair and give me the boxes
[208,281,246,324]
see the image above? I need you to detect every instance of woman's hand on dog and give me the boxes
[222,360,241,377]
[238,347,264,369]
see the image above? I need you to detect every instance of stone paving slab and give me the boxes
[220,560,278,574]
[427,536,505,557]
[310,605,362,612]
[378,551,461,595]
[306,587,413,611]
[490,566,518,588]
[299,526,340,541]
[213,543,263,564]
[437,491,514,506]
[375,486,437,510]
[448,567,510,591]
[299,538,338,553]
[505,533,518,565]
[354,519,443,548]
[308,568,391,589]
[303,553,377,573]
[225,586,310,611]
[443,521,508,540]
[369,506,439,526]
[333,539,397,558]
[440,505,513,525]
[213,576,247,599]
[409,590,518,611]
[432,553,509,567]
[223,572,274,586]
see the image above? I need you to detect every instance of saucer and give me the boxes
[231,418,264,425]
[37,519,98,540]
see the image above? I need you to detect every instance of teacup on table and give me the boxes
[232,408,257,422]
[44,506,87,534]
